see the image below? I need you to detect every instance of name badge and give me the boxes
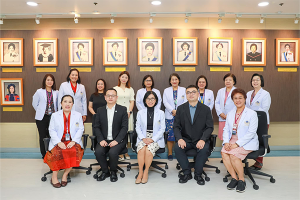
[75,122,79,127]
[255,101,260,106]
[65,133,70,141]
[232,123,237,135]
[244,120,250,126]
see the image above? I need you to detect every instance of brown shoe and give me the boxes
[51,179,61,188]
[141,178,148,184]
[135,178,142,184]
[61,181,68,187]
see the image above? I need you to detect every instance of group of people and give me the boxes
[32,70,271,192]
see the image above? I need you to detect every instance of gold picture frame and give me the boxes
[138,37,163,66]
[208,37,233,66]
[242,38,266,66]
[68,37,93,66]
[276,38,299,66]
[0,38,23,67]
[0,78,24,106]
[103,37,128,66]
[33,38,58,66]
[173,37,198,66]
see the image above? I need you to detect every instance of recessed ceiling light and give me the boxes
[151,1,161,5]
[27,2,38,6]
[258,2,269,6]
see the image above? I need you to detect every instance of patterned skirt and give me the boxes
[136,130,160,157]
[165,118,175,141]
[221,135,252,160]
[44,141,84,171]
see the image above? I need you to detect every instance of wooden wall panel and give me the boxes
[0,29,299,122]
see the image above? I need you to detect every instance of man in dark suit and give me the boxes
[94,88,128,182]
[174,85,214,185]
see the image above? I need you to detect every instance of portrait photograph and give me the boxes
[0,78,24,106]
[208,37,233,66]
[33,38,58,66]
[69,38,93,66]
[103,37,127,66]
[173,37,198,65]
[242,38,266,66]
[276,38,299,66]
[138,37,162,65]
[0,38,23,66]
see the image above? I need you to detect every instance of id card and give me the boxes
[232,124,237,135]
[65,133,70,141]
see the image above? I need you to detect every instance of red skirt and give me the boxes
[43,141,84,171]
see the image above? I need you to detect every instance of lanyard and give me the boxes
[234,108,245,125]
[224,90,229,106]
[199,89,205,104]
[250,91,256,105]
[46,90,53,106]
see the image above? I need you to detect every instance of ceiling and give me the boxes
[0,0,299,19]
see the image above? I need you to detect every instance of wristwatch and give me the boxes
[129,111,133,114]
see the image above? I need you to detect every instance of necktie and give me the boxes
[115,52,116,57]
[286,52,287,56]
[148,58,150,61]
[80,52,81,56]
[185,52,186,56]
[219,52,221,57]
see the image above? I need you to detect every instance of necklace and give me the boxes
[148,112,154,119]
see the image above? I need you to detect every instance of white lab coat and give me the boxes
[198,89,214,111]
[32,88,59,120]
[246,88,271,124]
[222,107,259,151]
[48,110,84,151]
[136,88,162,111]
[135,108,166,148]
[58,82,87,116]
[215,86,237,122]
[163,86,187,120]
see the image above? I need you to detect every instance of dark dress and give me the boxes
[246,52,262,61]
[38,54,54,62]
[90,93,107,136]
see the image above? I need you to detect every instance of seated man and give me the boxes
[174,85,214,185]
[94,88,128,182]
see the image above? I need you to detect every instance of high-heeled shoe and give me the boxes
[50,179,61,188]
[135,178,142,184]
[141,178,148,184]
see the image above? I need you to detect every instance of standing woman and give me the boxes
[44,95,84,188]
[32,74,59,159]
[215,73,237,141]
[196,75,214,111]
[58,69,87,122]
[136,75,162,111]
[114,71,135,160]
[246,73,271,170]
[163,73,187,160]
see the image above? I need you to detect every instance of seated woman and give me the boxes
[221,88,259,193]
[135,91,165,184]
[44,95,84,188]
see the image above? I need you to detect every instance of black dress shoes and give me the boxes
[179,173,192,183]
[97,171,110,181]
[196,176,205,185]
[110,171,118,182]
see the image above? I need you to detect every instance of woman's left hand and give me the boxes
[230,143,239,150]
[127,112,131,119]
[82,115,86,122]
[67,141,76,148]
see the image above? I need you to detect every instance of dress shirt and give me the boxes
[189,102,198,123]
[106,104,116,140]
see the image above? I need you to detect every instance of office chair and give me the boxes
[222,111,275,190]
[86,132,131,180]
[176,134,220,182]
[127,131,168,178]
[41,134,89,182]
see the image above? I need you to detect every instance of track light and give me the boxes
[150,17,153,23]
[0,19,3,25]
[260,17,264,23]
[218,18,222,23]
[185,18,188,23]
[295,15,299,24]
[235,18,239,23]
[74,17,78,23]
[110,14,116,24]
[35,14,41,24]
[149,13,155,24]
[235,14,241,24]
[218,13,225,23]
[185,13,191,23]
[110,18,114,23]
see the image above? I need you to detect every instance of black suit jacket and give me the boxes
[94,104,128,143]
[174,102,214,143]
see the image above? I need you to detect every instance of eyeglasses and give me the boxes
[145,80,152,82]
[146,98,156,101]
[186,91,197,95]
[106,95,116,98]
[252,79,261,82]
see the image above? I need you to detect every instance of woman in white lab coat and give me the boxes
[163,73,187,160]
[136,75,162,111]
[246,73,271,170]
[58,68,87,122]
[215,73,237,140]
[195,75,214,111]
[32,74,59,159]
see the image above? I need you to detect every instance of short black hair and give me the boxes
[142,75,154,89]
[181,42,190,50]
[251,73,264,87]
[7,84,16,94]
[8,43,16,50]
[250,43,257,51]
[112,42,119,48]
[195,75,208,89]
[186,85,198,91]
[284,44,291,48]
[169,73,181,86]
[66,68,81,84]
[77,43,84,49]
[143,91,158,108]
[223,73,236,85]
[145,43,155,51]
[106,88,117,95]
[61,95,74,103]
[216,43,223,48]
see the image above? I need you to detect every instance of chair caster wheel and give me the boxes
[253,185,259,190]
[41,177,47,182]
[176,164,181,170]
[162,173,167,178]
[165,165,168,169]
[120,173,125,178]
[205,177,210,182]
[270,178,276,183]
[67,178,71,183]
[223,178,228,182]
[93,174,98,179]
[88,167,92,171]
[127,168,130,171]
[86,171,91,175]
[216,169,220,174]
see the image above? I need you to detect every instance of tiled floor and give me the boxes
[0,157,299,200]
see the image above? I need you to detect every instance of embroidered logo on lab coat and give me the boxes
[181,95,184,99]
[255,101,260,106]
[244,121,250,126]
[208,99,211,102]
[80,91,83,96]
[158,120,161,124]
[76,122,79,127]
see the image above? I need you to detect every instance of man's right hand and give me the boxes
[178,139,186,149]
[100,140,108,147]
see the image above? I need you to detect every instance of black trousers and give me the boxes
[94,141,126,173]
[174,140,210,176]
[36,114,51,158]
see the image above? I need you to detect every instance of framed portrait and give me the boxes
[0,78,24,106]
[138,37,163,66]
[103,37,127,66]
[208,37,233,66]
[33,38,58,66]
[0,38,23,66]
[69,38,93,66]
[173,37,198,65]
[276,38,299,66]
[242,38,266,66]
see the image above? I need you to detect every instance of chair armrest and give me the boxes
[82,134,89,150]
[261,134,271,157]
[43,138,50,152]
[89,136,96,152]
[209,134,217,152]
